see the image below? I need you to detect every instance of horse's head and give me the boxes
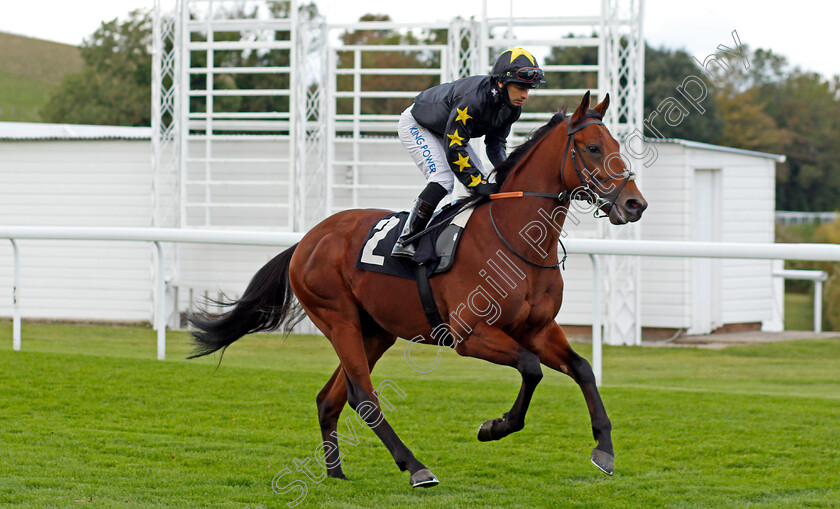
[561,91,647,224]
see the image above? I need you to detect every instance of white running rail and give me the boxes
[772,269,829,333]
[3,226,840,385]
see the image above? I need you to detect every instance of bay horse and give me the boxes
[189,91,647,488]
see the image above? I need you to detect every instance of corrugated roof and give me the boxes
[645,137,786,163]
[0,122,151,140]
[0,122,788,164]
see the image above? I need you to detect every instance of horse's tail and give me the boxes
[188,243,304,359]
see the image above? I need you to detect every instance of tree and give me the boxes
[708,46,788,153]
[643,44,724,144]
[712,46,789,95]
[42,2,320,127]
[715,87,788,153]
[186,1,320,118]
[526,36,599,113]
[542,42,727,144]
[752,71,840,211]
[42,9,153,126]
[336,14,441,117]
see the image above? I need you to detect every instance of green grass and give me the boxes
[0,71,55,122]
[1,322,839,508]
[785,292,814,331]
[0,32,83,122]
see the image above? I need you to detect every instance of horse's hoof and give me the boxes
[477,420,493,441]
[591,448,614,476]
[410,468,439,488]
[477,417,503,442]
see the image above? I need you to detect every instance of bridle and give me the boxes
[561,115,635,218]
[488,114,636,270]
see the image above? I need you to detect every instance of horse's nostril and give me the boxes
[624,198,647,214]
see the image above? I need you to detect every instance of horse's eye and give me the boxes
[588,144,600,153]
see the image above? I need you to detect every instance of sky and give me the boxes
[2,0,838,80]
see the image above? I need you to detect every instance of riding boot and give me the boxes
[391,198,436,258]
[391,182,447,259]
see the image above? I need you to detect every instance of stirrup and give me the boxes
[391,240,416,258]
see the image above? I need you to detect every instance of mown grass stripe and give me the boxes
[1,322,838,508]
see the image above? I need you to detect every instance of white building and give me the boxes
[0,122,785,339]
[558,139,784,337]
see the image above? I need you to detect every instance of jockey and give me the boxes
[392,48,546,258]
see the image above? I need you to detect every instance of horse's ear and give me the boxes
[571,90,591,125]
[593,93,610,117]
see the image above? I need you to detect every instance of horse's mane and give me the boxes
[493,108,603,186]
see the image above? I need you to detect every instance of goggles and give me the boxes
[507,67,545,83]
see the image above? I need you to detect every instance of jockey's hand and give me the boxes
[474,182,499,197]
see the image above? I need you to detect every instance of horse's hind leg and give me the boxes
[527,323,614,475]
[454,322,543,442]
[298,290,436,487]
[316,323,396,480]
[316,366,349,479]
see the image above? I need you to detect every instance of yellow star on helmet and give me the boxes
[455,106,472,125]
[453,153,471,172]
[507,47,536,65]
[468,174,483,187]
[447,129,465,147]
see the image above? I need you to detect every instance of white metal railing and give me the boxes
[1,227,302,361]
[773,269,829,333]
[3,226,840,386]
[775,211,839,225]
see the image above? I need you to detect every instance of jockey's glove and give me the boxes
[474,182,500,197]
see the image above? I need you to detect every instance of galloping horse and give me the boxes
[190,91,647,487]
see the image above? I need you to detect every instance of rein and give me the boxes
[487,116,635,270]
[488,196,569,270]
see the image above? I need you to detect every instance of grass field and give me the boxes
[0,71,55,122]
[785,292,815,331]
[0,32,83,122]
[1,322,839,508]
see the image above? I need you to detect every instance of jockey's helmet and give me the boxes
[491,48,546,88]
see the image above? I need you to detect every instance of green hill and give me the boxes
[0,32,83,122]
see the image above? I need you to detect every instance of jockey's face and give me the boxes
[504,83,530,107]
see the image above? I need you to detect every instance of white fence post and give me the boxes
[10,239,21,351]
[815,279,824,333]
[590,254,602,386]
[767,259,785,332]
[154,241,167,360]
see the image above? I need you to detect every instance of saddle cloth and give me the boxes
[354,198,479,280]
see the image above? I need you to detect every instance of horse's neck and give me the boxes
[500,127,568,197]
[493,128,572,263]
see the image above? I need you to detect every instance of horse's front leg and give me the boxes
[454,321,543,441]
[526,323,614,475]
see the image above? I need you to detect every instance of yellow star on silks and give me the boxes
[453,153,471,172]
[447,129,465,147]
[468,174,482,187]
[455,106,472,125]
[507,47,536,65]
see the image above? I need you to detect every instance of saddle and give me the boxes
[355,196,482,279]
[355,196,483,338]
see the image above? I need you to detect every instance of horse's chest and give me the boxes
[525,297,559,327]
[523,281,563,328]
